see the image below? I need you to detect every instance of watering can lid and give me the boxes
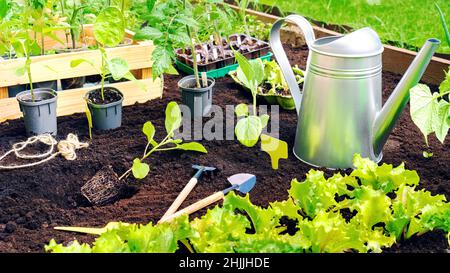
[312,27,384,57]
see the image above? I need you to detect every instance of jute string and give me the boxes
[0,134,89,170]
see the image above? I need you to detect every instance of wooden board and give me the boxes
[0,43,154,87]
[0,78,162,122]
[226,3,450,85]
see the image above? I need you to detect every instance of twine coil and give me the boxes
[0,133,88,170]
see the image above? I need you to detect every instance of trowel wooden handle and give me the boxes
[159,191,224,223]
[160,177,199,221]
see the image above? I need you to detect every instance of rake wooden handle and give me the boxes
[159,177,199,221]
[159,191,224,223]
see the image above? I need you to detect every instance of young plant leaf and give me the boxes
[410,84,439,145]
[434,100,450,143]
[165,101,182,135]
[439,69,450,95]
[235,116,263,147]
[260,114,270,128]
[134,26,163,41]
[71,58,95,68]
[142,121,155,143]
[85,104,93,139]
[235,104,249,117]
[107,58,130,80]
[15,66,26,77]
[234,51,254,84]
[94,7,125,47]
[176,142,208,153]
[132,158,150,179]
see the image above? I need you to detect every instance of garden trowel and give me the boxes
[159,173,256,223]
[159,165,217,222]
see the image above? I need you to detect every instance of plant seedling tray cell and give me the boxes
[176,52,273,79]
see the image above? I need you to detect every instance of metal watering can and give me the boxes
[270,15,440,169]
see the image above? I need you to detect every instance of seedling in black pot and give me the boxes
[71,6,144,132]
[15,37,58,136]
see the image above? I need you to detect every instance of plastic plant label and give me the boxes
[237,36,242,46]
[201,72,208,88]
[196,53,201,62]
[212,48,218,60]
[260,134,288,170]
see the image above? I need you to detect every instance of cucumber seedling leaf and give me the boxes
[165,101,182,135]
[132,158,150,180]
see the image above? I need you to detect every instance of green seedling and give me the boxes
[27,0,68,55]
[67,2,86,50]
[195,0,235,56]
[233,51,269,147]
[237,0,251,37]
[134,0,193,80]
[70,6,143,101]
[409,67,450,146]
[120,101,207,180]
[85,104,93,139]
[264,60,304,95]
[14,37,41,102]
[260,134,288,170]
[46,155,450,253]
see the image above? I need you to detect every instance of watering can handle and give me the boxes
[270,15,315,114]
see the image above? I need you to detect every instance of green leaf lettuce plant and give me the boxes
[46,154,450,253]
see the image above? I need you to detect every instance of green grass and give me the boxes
[255,0,450,54]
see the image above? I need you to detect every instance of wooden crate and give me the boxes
[226,3,450,86]
[0,25,161,122]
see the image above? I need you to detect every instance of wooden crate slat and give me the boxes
[0,43,154,87]
[0,78,162,122]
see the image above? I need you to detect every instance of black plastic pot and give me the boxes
[16,88,58,136]
[179,75,215,118]
[85,87,124,130]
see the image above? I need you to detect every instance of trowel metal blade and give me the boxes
[227,173,256,194]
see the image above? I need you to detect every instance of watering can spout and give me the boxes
[372,38,440,156]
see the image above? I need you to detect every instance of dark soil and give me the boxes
[0,45,448,253]
[87,87,123,105]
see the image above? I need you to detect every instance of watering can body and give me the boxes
[270,15,439,169]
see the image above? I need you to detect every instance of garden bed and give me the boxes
[0,45,448,253]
